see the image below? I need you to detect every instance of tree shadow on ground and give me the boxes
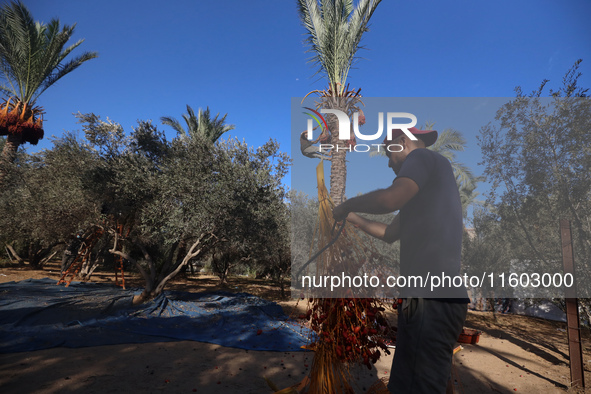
[468,323,567,366]
[0,341,390,394]
[466,312,573,366]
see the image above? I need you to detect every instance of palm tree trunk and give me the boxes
[329,130,347,206]
[0,133,22,187]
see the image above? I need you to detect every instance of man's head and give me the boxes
[383,127,437,174]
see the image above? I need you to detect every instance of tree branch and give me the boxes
[5,243,24,264]
[153,233,211,295]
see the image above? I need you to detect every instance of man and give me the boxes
[332,127,469,393]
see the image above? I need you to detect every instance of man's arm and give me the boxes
[333,177,419,221]
[346,212,400,244]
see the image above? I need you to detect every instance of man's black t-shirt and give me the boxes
[395,148,469,300]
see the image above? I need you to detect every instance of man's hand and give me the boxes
[332,202,350,222]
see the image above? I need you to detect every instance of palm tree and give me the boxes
[161,105,235,144]
[0,0,97,185]
[295,2,383,392]
[297,0,382,205]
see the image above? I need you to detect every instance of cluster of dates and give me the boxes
[299,297,392,369]
[0,98,44,144]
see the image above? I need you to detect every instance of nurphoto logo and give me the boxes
[302,107,418,153]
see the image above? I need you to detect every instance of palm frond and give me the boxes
[453,161,476,190]
[184,105,198,132]
[429,129,467,155]
[162,105,235,144]
[198,107,236,143]
[160,116,186,136]
[297,0,381,94]
[0,0,97,106]
[0,84,12,97]
[36,50,98,102]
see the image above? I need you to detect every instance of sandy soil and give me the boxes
[1,263,590,393]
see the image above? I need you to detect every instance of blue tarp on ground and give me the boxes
[0,278,311,354]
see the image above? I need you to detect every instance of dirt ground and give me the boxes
[1,263,591,393]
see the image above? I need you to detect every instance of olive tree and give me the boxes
[75,113,290,303]
[476,60,591,321]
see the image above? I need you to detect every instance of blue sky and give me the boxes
[16,0,591,207]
